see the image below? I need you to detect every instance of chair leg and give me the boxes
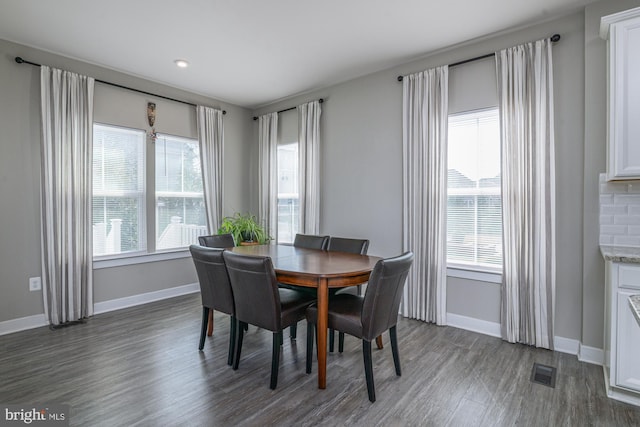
[363,340,376,402]
[338,332,345,353]
[389,326,401,376]
[306,321,314,374]
[329,328,335,352]
[270,332,281,389]
[199,307,209,350]
[376,335,384,349]
[233,320,244,370]
[227,315,236,366]
[290,323,297,339]
[207,309,214,336]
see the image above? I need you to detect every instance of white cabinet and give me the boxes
[604,261,640,406]
[601,7,640,180]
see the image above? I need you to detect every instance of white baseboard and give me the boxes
[446,312,501,338]
[93,282,199,314]
[578,343,605,365]
[446,312,604,365]
[553,336,580,355]
[0,283,199,336]
[0,313,48,336]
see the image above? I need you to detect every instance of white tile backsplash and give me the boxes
[600,173,640,247]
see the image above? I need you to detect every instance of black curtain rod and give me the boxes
[14,56,227,115]
[396,33,561,82]
[252,98,324,120]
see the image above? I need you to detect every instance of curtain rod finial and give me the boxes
[551,34,561,43]
[15,57,24,64]
[397,76,404,82]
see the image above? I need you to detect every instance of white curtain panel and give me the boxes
[197,106,224,233]
[496,39,556,349]
[297,100,322,234]
[40,65,95,325]
[258,112,279,239]
[401,66,449,325]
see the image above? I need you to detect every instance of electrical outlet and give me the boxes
[29,277,41,292]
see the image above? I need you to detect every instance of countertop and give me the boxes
[600,245,640,263]
[630,295,640,327]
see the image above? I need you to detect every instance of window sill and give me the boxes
[93,249,192,269]
[447,265,502,284]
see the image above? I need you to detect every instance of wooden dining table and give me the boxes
[227,244,382,389]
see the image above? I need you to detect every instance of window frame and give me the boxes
[92,124,203,268]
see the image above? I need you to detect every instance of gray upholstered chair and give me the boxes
[198,233,235,248]
[293,233,330,250]
[326,236,369,255]
[305,252,414,402]
[189,245,236,365]
[326,236,370,351]
[223,251,316,389]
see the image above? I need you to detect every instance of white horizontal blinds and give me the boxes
[155,134,206,250]
[277,143,299,244]
[447,108,502,268]
[92,124,145,256]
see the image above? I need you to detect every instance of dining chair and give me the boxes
[326,236,370,352]
[326,236,369,255]
[198,233,235,248]
[223,251,316,389]
[293,233,330,250]
[189,245,236,366]
[305,251,414,402]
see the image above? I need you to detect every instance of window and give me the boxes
[93,124,146,256]
[155,134,207,250]
[447,108,502,269]
[277,143,299,244]
[92,124,206,258]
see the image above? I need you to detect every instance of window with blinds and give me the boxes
[447,108,502,269]
[155,134,206,250]
[277,142,299,244]
[93,124,146,256]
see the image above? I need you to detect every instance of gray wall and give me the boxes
[252,12,586,342]
[0,38,252,322]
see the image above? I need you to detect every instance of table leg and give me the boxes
[316,278,329,389]
[207,310,214,337]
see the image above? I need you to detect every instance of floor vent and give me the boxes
[531,363,556,388]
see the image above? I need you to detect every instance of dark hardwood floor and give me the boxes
[1,293,639,426]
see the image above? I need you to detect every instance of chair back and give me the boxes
[361,252,414,341]
[327,237,369,255]
[293,234,329,250]
[189,245,234,316]
[198,233,235,248]
[223,251,281,332]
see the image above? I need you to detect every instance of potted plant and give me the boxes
[217,212,271,245]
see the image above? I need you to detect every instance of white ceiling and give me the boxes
[0,0,593,109]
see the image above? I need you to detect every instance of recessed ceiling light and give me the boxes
[174,59,189,68]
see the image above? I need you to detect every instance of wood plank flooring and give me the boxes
[1,293,640,426]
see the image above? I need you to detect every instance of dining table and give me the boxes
[227,244,382,389]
